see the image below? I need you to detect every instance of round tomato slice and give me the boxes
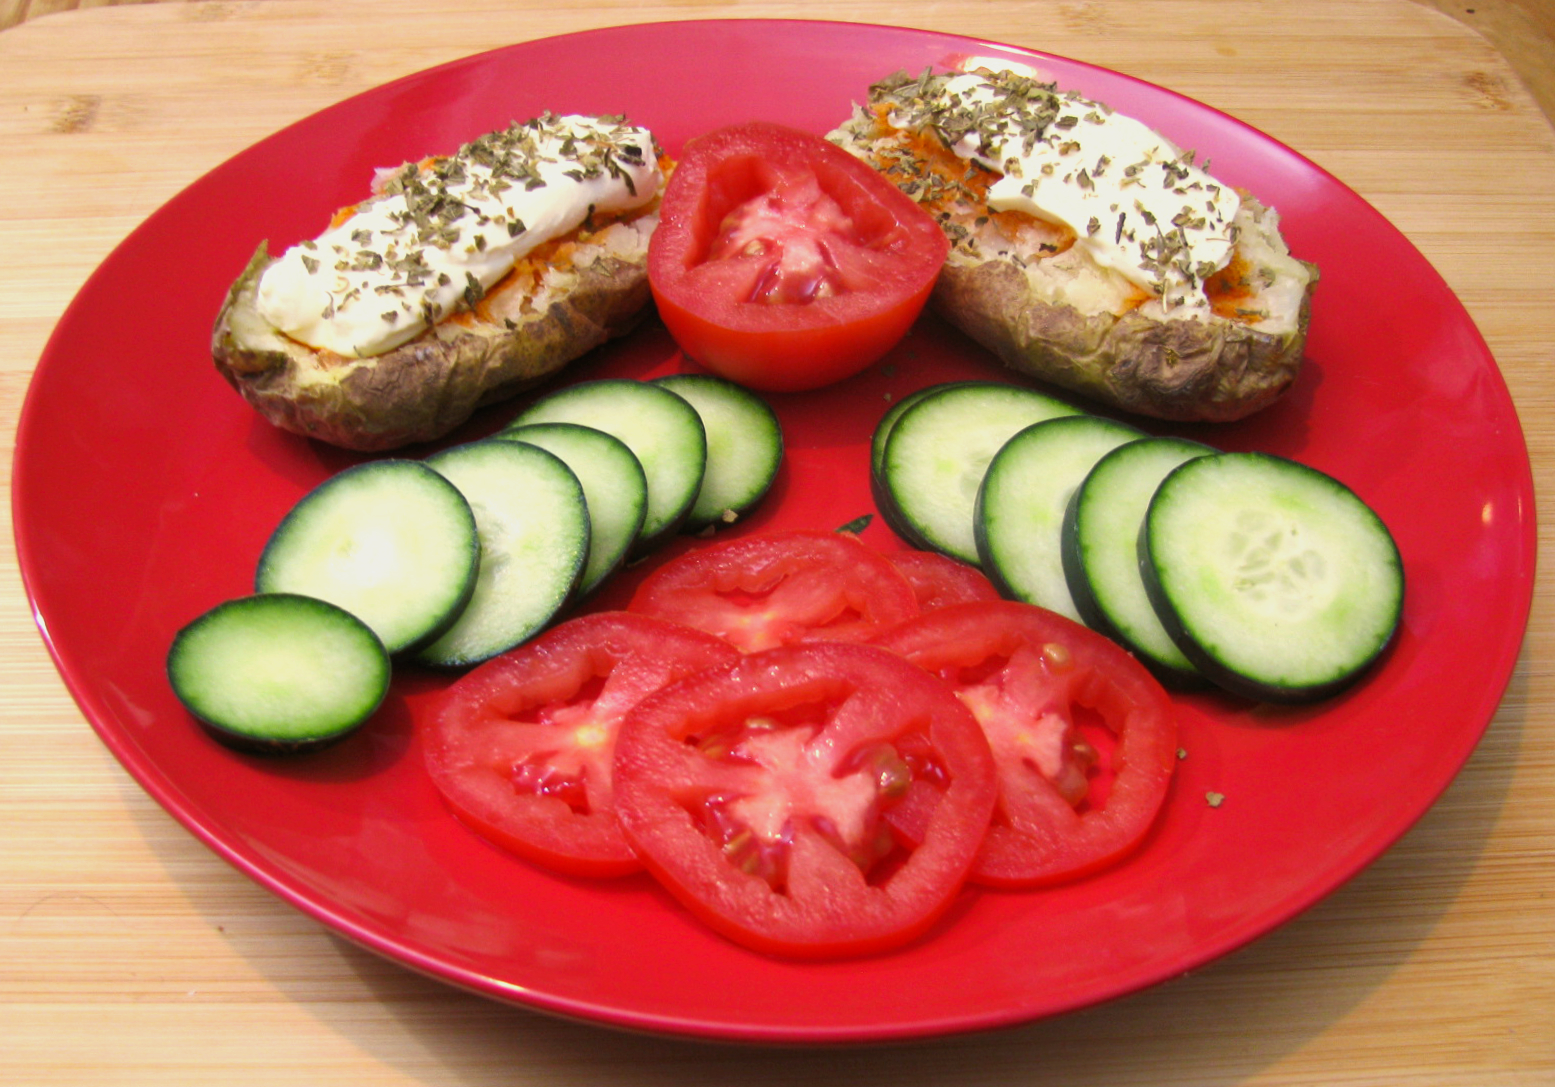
[873,601,1178,888]
[424,611,739,877]
[627,529,921,652]
[886,549,1003,611]
[613,641,996,958]
[647,121,950,392]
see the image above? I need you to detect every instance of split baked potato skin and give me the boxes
[829,74,1320,424]
[212,234,652,452]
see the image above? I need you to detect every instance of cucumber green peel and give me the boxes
[167,593,390,753]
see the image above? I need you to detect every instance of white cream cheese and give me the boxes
[890,71,1241,315]
[256,113,661,357]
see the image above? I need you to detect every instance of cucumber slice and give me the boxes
[497,422,647,595]
[974,414,1144,620]
[653,373,783,532]
[877,382,1082,563]
[1061,436,1216,684]
[1142,452,1404,703]
[254,459,479,655]
[507,379,706,551]
[417,439,589,668]
[167,593,390,754]
[869,382,974,479]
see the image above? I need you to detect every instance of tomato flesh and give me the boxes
[885,549,1003,611]
[613,641,996,959]
[425,611,740,877]
[706,169,856,304]
[873,601,1178,887]
[648,122,950,392]
[628,529,921,652]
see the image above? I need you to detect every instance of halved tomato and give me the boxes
[612,640,997,958]
[872,601,1178,887]
[647,121,950,392]
[424,611,740,877]
[627,529,921,652]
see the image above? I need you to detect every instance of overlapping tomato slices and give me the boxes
[425,530,1179,957]
[885,548,1003,611]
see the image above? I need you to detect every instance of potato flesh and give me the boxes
[211,211,658,451]
[828,99,1318,422]
[833,108,1307,334]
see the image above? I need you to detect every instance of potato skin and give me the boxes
[211,240,652,452]
[932,257,1315,423]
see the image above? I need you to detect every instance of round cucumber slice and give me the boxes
[1062,436,1217,685]
[507,379,706,551]
[974,413,1144,621]
[417,439,589,668]
[167,593,390,754]
[878,382,1082,563]
[497,422,647,595]
[255,459,479,655]
[1142,452,1404,703]
[869,382,976,480]
[653,373,783,532]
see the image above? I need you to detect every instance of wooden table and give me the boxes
[3,2,1552,1083]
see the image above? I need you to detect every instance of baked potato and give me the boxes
[829,69,1317,422]
[212,113,666,452]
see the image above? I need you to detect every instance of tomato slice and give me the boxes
[872,601,1178,887]
[424,611,740,877]
[885,549,1003,611]
[627,529,921,652]
[647,122,950,392]
[612,641,997,958]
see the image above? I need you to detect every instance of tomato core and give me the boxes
[699,153,903,306]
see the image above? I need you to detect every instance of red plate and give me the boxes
[11,20,1535,1042]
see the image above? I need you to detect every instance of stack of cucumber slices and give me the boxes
[872,381,1405,704]
[167,374,784,753]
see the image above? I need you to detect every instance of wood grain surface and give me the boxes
[2,2,1552,1084]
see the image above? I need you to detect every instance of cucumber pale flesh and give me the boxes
[255,459,479,655]
[508,379,706,551]
[1142,452,1404,703]
[878,382,1082,563]
[417,439,589,668]
[652,373,783,532]
[497,422,647,596]
[974,413,1144,622]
